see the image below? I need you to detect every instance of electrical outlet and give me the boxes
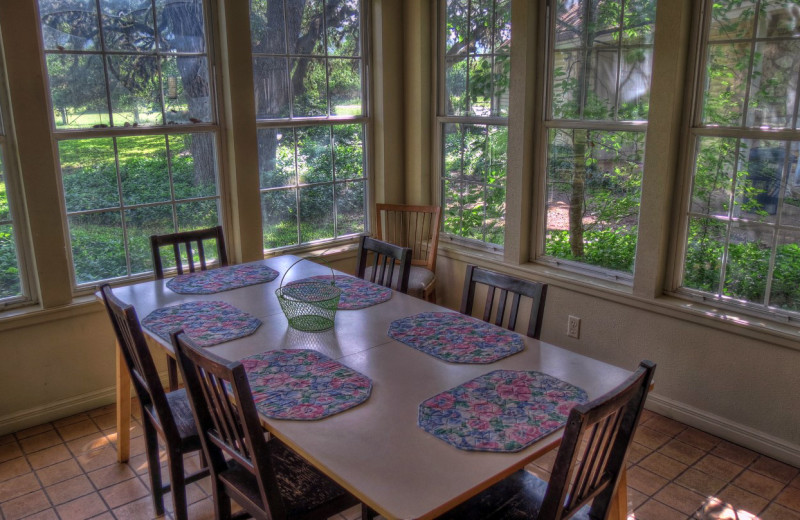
[567,315,580,338]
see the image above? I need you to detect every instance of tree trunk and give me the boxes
[570,129,586,257]
[162,0,215,185]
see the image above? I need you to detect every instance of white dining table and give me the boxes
[106,255,634,520]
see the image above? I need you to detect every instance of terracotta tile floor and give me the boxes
[0,404,797,519]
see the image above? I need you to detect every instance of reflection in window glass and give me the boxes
[251,0,367,250]
[38,0,222,286]
[0,35,25,303]
[682,1,800,315]
[544,0,655,275]
[439,0,511,247]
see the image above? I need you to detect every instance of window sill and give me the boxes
[439,243,800,353]
[0,295,103,333]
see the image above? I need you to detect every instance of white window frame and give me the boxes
[0,31,34,309]
[37,0,225,291]
[252,0,371,252]
[673,0,800,322]
[436,0,511,253]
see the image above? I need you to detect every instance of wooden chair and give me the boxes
[99,285,209,520]
[460,264,548,339]
[355,235,412,294]
[375,204,441,301]
[436,360,657,520]
[171,331,363,520]
[150,225,228,280]
[150,225,227,390]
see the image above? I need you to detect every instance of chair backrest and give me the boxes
[172,331,288,519]
[355,235,412,293]
[540,360,656,520]
[375,204,441,272]
[99,284,179,440]
[150,225,228,279]
[459,264,548,339]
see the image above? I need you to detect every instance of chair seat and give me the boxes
[436,469,590,520]
[364,265,435,294]
[219,438,356,518]
[148,388,202,452]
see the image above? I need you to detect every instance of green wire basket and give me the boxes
[275,259,341,332]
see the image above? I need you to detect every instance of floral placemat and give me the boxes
[142,301,261,347]
[286,275,392,310]
[388,312,525,363]
[241,349,372,420]
[166,263,279,294]
[418,370,588,452]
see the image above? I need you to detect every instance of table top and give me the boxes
[110,255,633,520]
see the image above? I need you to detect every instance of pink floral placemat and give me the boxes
[142,301,261,347]
[241,349,372,420]
[388,312,525,363]
[166,263,279,294]
[287,275,392,309]
[418,370,588,452]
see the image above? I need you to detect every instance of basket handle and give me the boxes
[278,256,337,290]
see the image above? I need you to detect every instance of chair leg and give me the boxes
[424,284,436,303]
[143,423,165,516]
[167,356,179,391]
[167,448,189,520]
[362,504,378,520]
[213,482,232,520]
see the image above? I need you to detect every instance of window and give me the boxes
[250,0,367,250]
[439,0,511,247]
[543,0,656,276]
[680,0,800,316]
[38,0,222,287]
[0,35,29,306]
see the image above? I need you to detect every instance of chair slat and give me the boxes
[355,236,412,293]
[460,265,549,339]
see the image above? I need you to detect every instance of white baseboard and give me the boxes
[647,392,800,468]
[0,386,117,436]
[0,372,170,436]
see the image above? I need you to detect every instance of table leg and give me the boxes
[608,465,629,520]
[115,345,131,463]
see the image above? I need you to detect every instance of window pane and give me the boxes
[327,0,361,56]
[746,40,800,130]
[723,220,772,303]
[297,126,332,184]
[329,59,362,116]
[253,57,290,119]
[258,128,297,188]
[169,133,218,199]
[545,129,643,273]
[291,58,328,117]
[441,123,507,245]
[59,138,119,212]
[125,204,174,275]
[771,230,800,311]
[252,0,366,249]
[336,180,365,236]
[333,124,364,180]
[709,0,756,41]
[161,56,212,124]
[39,0,100,51]
[156,0,207,53]
[100,0,155,52]
[550,0,656,122]
[119,135,170,205]
[0,223,21,299]
[262,189,298,249]
[299,184,334,242]
[702,43,751,126]
[683,216,726,294]
[69,211,126,284]
[47,54,109,130]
